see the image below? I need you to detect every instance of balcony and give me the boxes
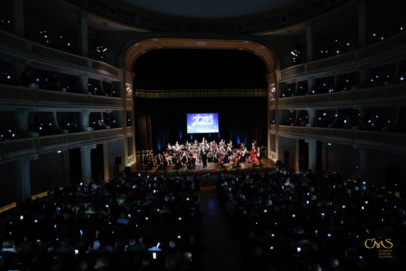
[278,83,406,109]
[0,30,119,80]
[0,128,124,162]
[280,31,406,82]
[0,84,124,111]
[277,125,406,154]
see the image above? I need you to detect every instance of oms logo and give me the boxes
[364,238,393,249]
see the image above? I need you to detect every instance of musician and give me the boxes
[174,152,182,169]
[201,149,207,168]
[228,140,233,149]
[241,147,248,163]
[175,141,180,152]
[156,153,164,170]
[201,137,206,145]
[185,141,191,150]
[164,151,172,166]
[181,151,188,168]
[166,143,172,154]
[162,153,168,170]
[232,151,241,168]
[187,152,195,169]
[144,152,154,170]
[240,142,245,150]
[256,147,263,166]
[218,149,229,168]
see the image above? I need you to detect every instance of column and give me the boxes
[79,110,91,131]
[15,155,38,204]
[358,0,367,48]
[16,109,29,131]
[305,139,317,172]
[80,74,89,94]
[80,145,96,184]
[307,108,316,127]
[78,10,89,57]
[308,77,315,94]
[359,66,368,88]
[305,21,314,62]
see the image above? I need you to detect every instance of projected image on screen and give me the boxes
[187,113,219,134]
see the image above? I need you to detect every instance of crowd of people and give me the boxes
[217,167,406,270]
[0,173,204,271]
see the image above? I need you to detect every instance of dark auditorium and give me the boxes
[1,0,406,270]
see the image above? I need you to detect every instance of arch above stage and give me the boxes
[123,38,276,74]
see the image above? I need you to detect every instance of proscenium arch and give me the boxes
[123,38,276,75]
[123,38,277,160]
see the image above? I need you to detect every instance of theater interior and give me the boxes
[1,0,406,270]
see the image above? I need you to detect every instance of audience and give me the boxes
[0,173,203,271]
[217,166,406,271]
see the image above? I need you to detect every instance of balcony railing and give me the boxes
[0,84,124,110]
[280,31,406,82]
[277,83,406,109]
[0,30,119,80]
[0,128,124,162]
[277,125,406,154]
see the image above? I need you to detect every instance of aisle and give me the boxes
[200,186,243,271]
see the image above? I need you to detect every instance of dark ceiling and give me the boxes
[119,0,304,19]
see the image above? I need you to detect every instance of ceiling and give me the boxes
[119,0,305,19]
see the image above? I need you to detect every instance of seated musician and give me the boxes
[156,153,165,170]
[186,152,195,170]
[181,151,188,168]
[163,151,172,165]
[144,152,154,170]
[232,151,241,168]
[241,147,249,163]
[174,152,182,169]
[175,141,180,152]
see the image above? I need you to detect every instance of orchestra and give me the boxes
[143,138,264,170]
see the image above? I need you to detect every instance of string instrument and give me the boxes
[218,155,225,165]
[233,154,241,165]
[253,158,260,167]
[250,148,257,161]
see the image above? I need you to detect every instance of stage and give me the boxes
[130,156,275,173]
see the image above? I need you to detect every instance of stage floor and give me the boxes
[130,157,275,172]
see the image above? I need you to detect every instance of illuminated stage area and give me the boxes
[131,155,275,173]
